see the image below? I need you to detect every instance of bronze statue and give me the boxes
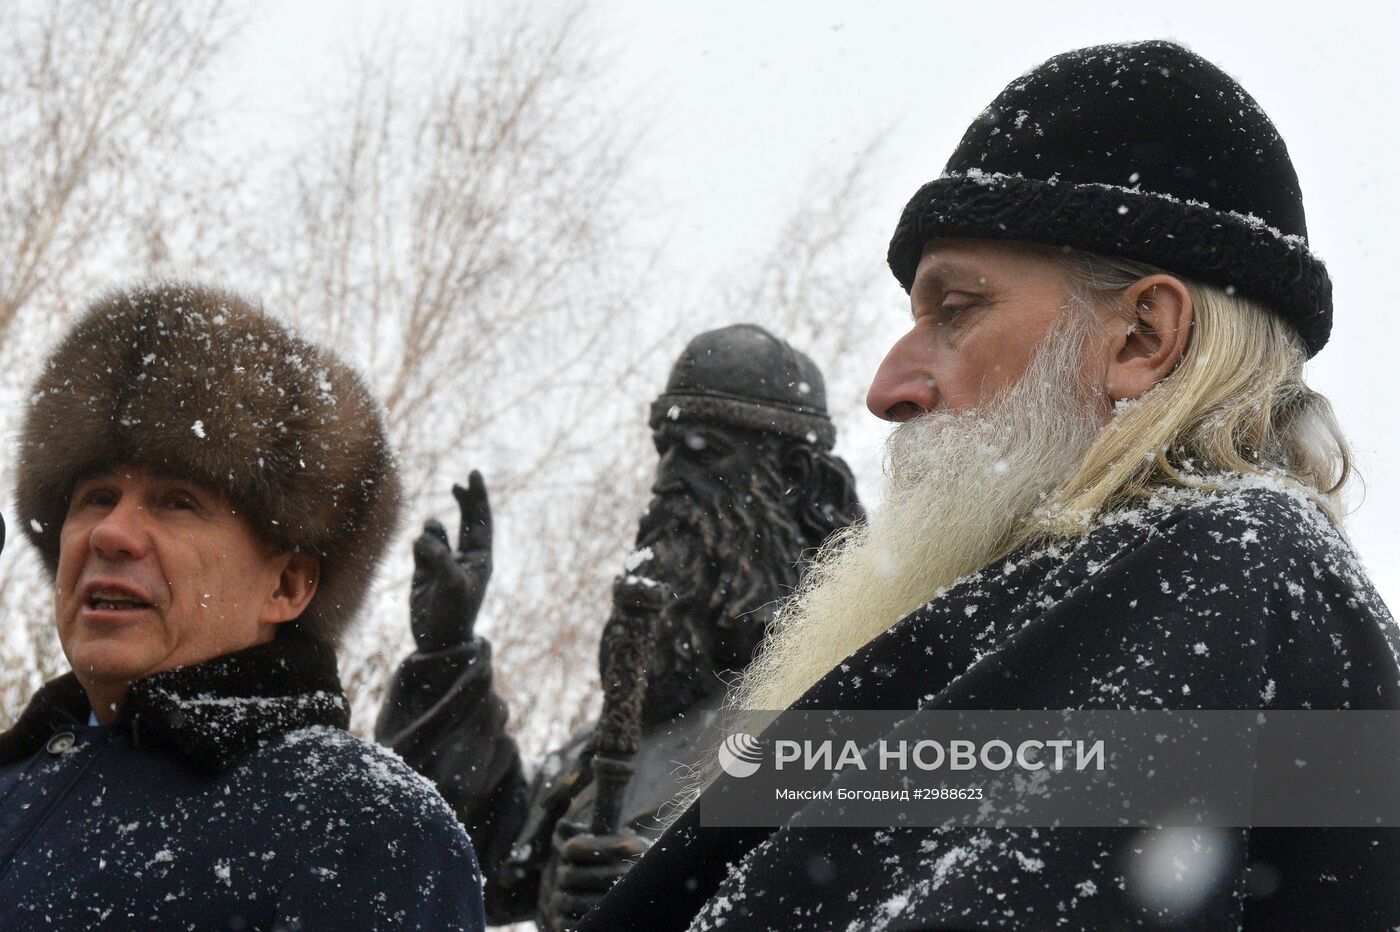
[375,324,860,929]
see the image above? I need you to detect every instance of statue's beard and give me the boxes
[731,306,1110,714]
[615,456,807,725]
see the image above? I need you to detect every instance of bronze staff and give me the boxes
[590,575,664,835]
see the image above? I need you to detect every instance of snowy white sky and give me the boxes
[224,0,1400,608]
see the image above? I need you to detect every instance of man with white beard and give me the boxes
[579,40,1400,930]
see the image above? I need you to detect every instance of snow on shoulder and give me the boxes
[1099,472,1383,610]
[269,725,467,828]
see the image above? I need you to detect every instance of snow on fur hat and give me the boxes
[16,282,402,646]
[887,40,1332,356]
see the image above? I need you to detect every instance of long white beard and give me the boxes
[732,306,1109,714]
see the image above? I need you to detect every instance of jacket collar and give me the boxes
[0,637,349,772]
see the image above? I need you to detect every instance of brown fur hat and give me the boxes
[15,282,401,646]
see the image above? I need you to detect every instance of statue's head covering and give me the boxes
[648,324,835,450]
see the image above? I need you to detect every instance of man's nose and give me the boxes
[866,333,938,422]
[88,501,150,561]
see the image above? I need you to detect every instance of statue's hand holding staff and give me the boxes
[410,471,493,653]
[546,829,653,930]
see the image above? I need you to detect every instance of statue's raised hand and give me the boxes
[410,471,493,653]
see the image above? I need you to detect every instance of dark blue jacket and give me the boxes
[0,638,485,930]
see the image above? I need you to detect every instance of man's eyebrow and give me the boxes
[910,261,991,315]
[71,468,116,488]
[912,260,988,294]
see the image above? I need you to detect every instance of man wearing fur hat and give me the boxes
[0,284,484,929]
[581,41,1400,930]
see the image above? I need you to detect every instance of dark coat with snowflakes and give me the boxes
[0,637,485,931]
[581,482,1400,931]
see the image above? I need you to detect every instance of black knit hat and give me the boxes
[648,324,836,450]
[888,40,1331,356]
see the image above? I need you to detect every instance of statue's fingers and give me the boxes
[555,863,631,893]
[558,832,651,864]
[452,470,493,555]
[413,520,451,563]
[551,892,603,925]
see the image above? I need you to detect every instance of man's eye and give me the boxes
[941,295,979,318]
[164,493,197,511]
[78,489,117,508]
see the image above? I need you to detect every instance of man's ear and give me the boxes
[261,552,321,626]
[1103,274,1194,403]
